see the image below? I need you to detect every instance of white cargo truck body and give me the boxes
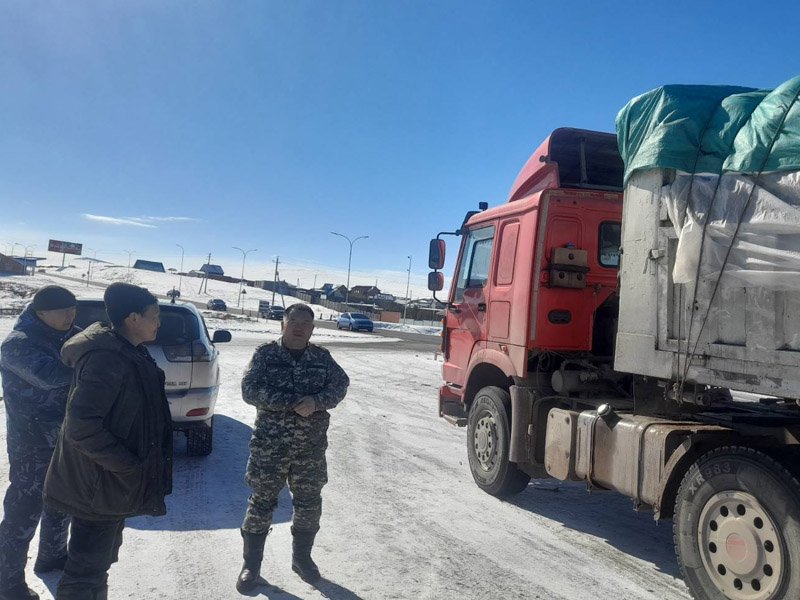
[616,168,800,398]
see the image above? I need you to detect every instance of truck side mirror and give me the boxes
[429,239,446,270]
[428,271,444,292]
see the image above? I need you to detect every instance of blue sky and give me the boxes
[1,1,797,296]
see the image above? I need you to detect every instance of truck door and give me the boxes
[443,225,495,386]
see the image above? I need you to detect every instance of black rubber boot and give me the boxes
[0,582,40,600]
[236,529,268,594]
[33,554,68,574]
[291,527,320,583]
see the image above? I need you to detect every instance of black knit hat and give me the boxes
[104,282,158,326]
[31,286,77,311]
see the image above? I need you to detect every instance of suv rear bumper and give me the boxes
[167,386,219,428]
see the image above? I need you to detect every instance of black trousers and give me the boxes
[55,518,124,600]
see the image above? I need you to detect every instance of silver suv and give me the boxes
[74,299,231,456]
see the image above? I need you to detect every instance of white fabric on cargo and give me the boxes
[664,171,800,290]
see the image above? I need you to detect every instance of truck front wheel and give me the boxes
[674,446,800,600]
[467,386,530,497]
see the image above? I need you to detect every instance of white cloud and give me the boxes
[82,214,200,228]
[83,214,157,228]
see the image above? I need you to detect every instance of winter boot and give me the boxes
[235,529,268,594]
[33,554,68,574]
[291,527,321,583]
[0,582,40,600]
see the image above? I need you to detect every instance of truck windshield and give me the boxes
[454,225,495,301]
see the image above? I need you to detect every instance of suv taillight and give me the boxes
[163,341,213,362]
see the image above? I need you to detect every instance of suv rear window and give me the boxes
[75,302,200,345]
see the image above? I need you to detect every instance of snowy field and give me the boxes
[0,276,692,600]
[0,269,441,337]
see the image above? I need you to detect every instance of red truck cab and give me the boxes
[431,128,624,425]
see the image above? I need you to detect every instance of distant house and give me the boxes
[200,264,225,277]
[349,286,382,301]
[133,259,166,273]
[327,285,348,302]
[0,253,25,275]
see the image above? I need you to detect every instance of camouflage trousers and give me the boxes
[242,411,330,534]
[0,446,70,588]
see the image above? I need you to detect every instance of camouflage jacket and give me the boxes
[0,305,80,451]
[242,340,349,414]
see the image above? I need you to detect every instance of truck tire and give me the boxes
[467,386,530,497]
[186,419,214,457]
[674,446,800,600]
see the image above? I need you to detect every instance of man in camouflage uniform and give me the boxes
[237,303,349,593]
[0,286,79,600]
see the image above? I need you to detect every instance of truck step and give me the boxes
[442,414,467,427]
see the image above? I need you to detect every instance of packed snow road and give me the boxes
[0,322,692,600]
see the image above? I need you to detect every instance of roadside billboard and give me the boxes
[48,239,83,255]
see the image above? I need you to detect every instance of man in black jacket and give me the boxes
[0,286,79,600]
[44,283,173,600]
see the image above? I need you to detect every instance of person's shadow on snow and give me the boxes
[127,414,292,531]
[313,577,364,600]
[238,580,304,599]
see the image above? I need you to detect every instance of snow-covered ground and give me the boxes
[0,300,691,600]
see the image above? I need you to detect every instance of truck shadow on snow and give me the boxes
[508,480,682,580]
[126,414,293,532]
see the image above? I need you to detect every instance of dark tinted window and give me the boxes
[351,313,369,319]
[74,302,200,345]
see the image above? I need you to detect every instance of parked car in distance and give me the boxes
[74,299,232,456]
[206,298,227,311]
[337,312,374,332]
[267,305,285,320]
[258,299,271,318]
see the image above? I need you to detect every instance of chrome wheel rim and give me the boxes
[698,490,784,600]
[473,412,497,471]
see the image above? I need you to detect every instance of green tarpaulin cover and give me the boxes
[616,76,800,184]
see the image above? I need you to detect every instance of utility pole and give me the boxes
[271,256,280,306]
[312,274,317,290]
[199,253,211,294]
[404,255,412,323]
[176,244,185,292]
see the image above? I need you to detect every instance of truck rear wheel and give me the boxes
[467,386,530,497]
[674,446,800,600]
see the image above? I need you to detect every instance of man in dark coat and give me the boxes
[237,303,349,593]
[44,283,172,600]
[0,285,79,600]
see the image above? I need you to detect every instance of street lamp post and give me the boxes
[11,242,21,257]
[176,244,185,292]
[330,232,368,305]
[403,255,412,323]
[232,246,257,308]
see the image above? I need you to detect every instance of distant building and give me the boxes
[0,253,25,275]
[200,264,225,277]
[349,285,382,302]
[133,259,166,273]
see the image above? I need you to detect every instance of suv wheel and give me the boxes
[186,419,213,457]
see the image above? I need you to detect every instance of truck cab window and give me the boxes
[599,221,621,268]
[454,226,495,301]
